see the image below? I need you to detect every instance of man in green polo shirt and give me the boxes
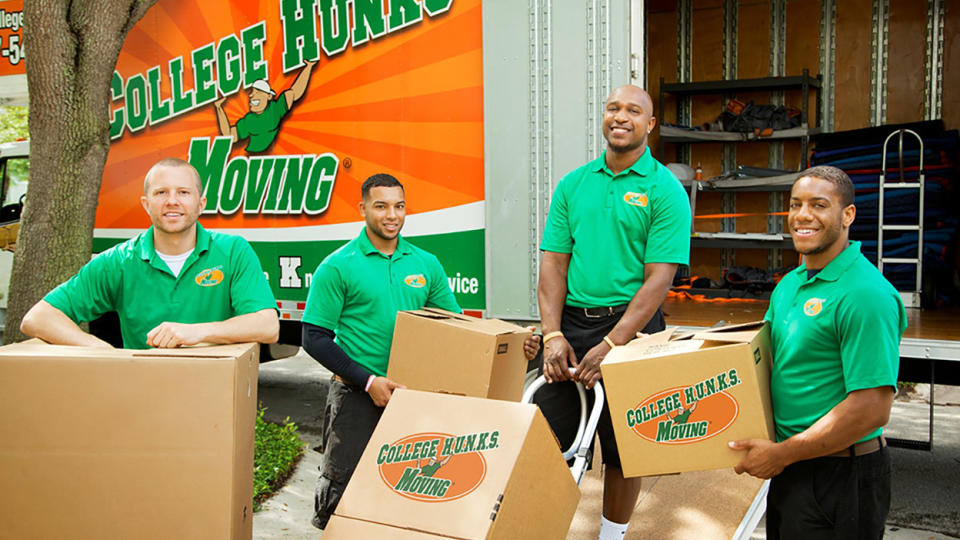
[730,165,906,538]
[536,84,691,540]
[213,59,317,153]
[301,173,461,529]
[20,158,278,349]
[303,173,542,529]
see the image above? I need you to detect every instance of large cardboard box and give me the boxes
[325,389,580,540]
[601,321,774,478]
[0,341,259,539]
[387,308,532,401]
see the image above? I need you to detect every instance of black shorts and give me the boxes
[767,446,891,539]
[531,305,665,469]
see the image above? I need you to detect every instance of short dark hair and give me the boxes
[797,165,855,206]
[144,157,203,194]
[361,173,404,200]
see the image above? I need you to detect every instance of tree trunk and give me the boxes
[5,0,156,344]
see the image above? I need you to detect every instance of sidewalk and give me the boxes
[253,352,960,539]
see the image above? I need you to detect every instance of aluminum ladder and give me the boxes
[878,129,925,308]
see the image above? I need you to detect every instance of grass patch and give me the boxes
[253,405,305,511]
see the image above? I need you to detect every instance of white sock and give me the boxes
[598,516,628,540]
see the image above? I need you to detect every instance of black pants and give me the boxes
[767,447,891,540]
[532,305,664,468]
[313,378,382,529]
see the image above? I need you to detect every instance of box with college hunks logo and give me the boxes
[0,341,259,539]
[601,321,775,478]
[387,309,532,401]
[325,389,580,539]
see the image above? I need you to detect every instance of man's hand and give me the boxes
[542,335,577,383]
[523,326,541,361]
[146,321,207,348]
[575,340,610,389]
[729,438,789,479]
[368,376,405,407]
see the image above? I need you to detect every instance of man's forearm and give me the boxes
[302,323,372,386]
[195,309,279,344]
[779,387,894,463]
[20,300,112,348]
[537,251,570,333]
[214,104,231,137]
[606,263,675,344]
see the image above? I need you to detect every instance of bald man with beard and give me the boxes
[534,85,691,540]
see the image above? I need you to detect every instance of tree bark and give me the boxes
[5,0,157,344]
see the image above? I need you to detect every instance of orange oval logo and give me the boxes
[404,274,426,288]
[624,371,742,445]
[623,192,649,207]
[194,267,224,287]
[803,298,824,316]
[377,431,494,503]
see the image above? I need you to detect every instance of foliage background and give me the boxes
[0,106,28,143]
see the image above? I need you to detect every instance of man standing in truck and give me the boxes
[536,85,691,540]
[20,158,278,348]
[213,59,317,153]
[730,166,906,538]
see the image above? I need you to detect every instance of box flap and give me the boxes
[603,337,706,364]
[0,341,256,360]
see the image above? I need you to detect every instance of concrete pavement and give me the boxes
[254,350,960,539]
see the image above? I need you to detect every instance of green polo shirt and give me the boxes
[44,224,277,349]
[765,241,906,443]
[236,97,288,152]
[540,148,691,307]
[302,229,461,376]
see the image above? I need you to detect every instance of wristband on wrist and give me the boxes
[364,374,376,392]
[543,331,564,344]
[603,335,617,349]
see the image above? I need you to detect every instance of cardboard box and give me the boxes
[600,321,774,478]
[387,308,532,401]
[0,341,259,539]
[325,389,580,540]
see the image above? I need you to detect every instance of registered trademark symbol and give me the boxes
[343,157,352,168]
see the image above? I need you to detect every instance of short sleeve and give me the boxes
[643,168,691,265]
[540,179,572,253]
[235,112,250,140]
[836,287,906,393]
[228,238,277,315]
[425,255,462,314]
[44,251,120,324]
[302,258,346,329]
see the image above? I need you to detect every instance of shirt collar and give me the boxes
[797,241,862,283]
[139,223,210,261]
[358,227,413,258]
[589,147,655,177]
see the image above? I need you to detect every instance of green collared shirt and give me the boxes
[235,98,289,153]
[765,241,907,442]
[302,229,461,376]
[540,148,691,307]
[45,224,277,349]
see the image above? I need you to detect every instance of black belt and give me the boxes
[567,304,629,319]
[828,436,886,458]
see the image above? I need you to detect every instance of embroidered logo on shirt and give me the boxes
[195,266,224,287]
[623,192,649,207]
[404,274,426,288]
[803,297,824,316]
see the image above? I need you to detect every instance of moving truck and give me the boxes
[0,0,642,348]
